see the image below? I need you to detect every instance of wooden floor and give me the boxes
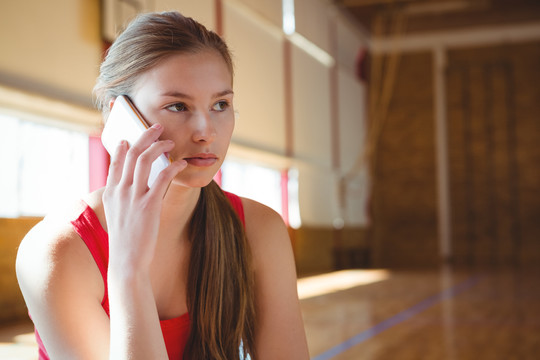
[1,266,539,359]
[300,266,540,360]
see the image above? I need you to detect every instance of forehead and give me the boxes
[134,50,233,95]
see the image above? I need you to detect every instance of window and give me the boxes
[282,0,295,35]
[0,114,89,217]
[220,159,301,228]
[221,160,282,215]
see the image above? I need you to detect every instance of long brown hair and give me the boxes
[93,11,256,359]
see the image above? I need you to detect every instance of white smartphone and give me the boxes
[101,95,173,187]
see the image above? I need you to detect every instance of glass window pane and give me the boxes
[0,115,21,218]
[221,160,283,216]
[0,114,89,217]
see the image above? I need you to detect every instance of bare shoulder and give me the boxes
[240,198,292,267]
[238,198,309,358]
[82,187,107,231]
[17,187,105,268]
[82,187,105,210]
[241,197,288,235]
[16,190,105,306]
[15,189,110,359]
[17,199,86,272]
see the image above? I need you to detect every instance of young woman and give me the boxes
[16,11,309,360]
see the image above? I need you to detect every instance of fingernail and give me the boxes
[152,123,162,129]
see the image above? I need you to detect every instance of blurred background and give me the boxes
[1,0,539,359]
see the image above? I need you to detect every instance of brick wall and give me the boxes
[366,40,540,268]
[447,40,540,267]
[369,52,439,268]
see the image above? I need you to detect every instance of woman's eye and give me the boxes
[166,103,187,112]
[212,100,229,112]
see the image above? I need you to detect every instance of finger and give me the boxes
[106,140,128,186]
[148,159,188,198]
[121,124,164,185]
[133,139,176,191]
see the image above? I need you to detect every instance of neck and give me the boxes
[158,183,202,246]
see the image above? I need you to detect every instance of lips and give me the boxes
[183,153,218,167]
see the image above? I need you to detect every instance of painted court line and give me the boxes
[311,275,481,360]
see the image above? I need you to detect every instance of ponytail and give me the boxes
[185,181,256,359]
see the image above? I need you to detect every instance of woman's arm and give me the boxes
[16,206,171,360]
[17,124,186,360]
[243,199,310,360]
[16,213,111,359]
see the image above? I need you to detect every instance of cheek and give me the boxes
[223,114,235,134]
[160,126,180,142]
[220,120,235,145]
[160,124,191,151]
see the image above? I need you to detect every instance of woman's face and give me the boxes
[130,50,234,188]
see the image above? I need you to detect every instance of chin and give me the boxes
[170,174,215,189]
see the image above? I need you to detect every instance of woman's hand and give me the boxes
[102,123,187,359]
[102,123,187,273]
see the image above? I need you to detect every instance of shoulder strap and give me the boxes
[223,191,245,226]
[71,201,110,312]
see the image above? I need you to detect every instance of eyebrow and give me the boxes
[161,89,234,100]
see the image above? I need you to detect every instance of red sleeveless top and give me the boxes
[35,191,245,360]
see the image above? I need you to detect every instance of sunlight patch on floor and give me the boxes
[297,269,391,300]
[0,335,38,360]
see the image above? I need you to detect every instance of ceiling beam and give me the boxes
[404,1,483,16]
[371,21,540,53]
[340,0,414,7]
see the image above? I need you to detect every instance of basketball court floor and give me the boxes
[1,266,539,359]
[300,266,540,359]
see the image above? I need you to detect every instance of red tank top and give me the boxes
[35,191,245,360]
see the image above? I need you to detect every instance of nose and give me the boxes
[191,111,216,143]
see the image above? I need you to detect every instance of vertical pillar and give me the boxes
[215,0,223,36]
[434,46,452,261]
[283,38,294,158]
[329,19,340,172]
[281,169,290,226]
